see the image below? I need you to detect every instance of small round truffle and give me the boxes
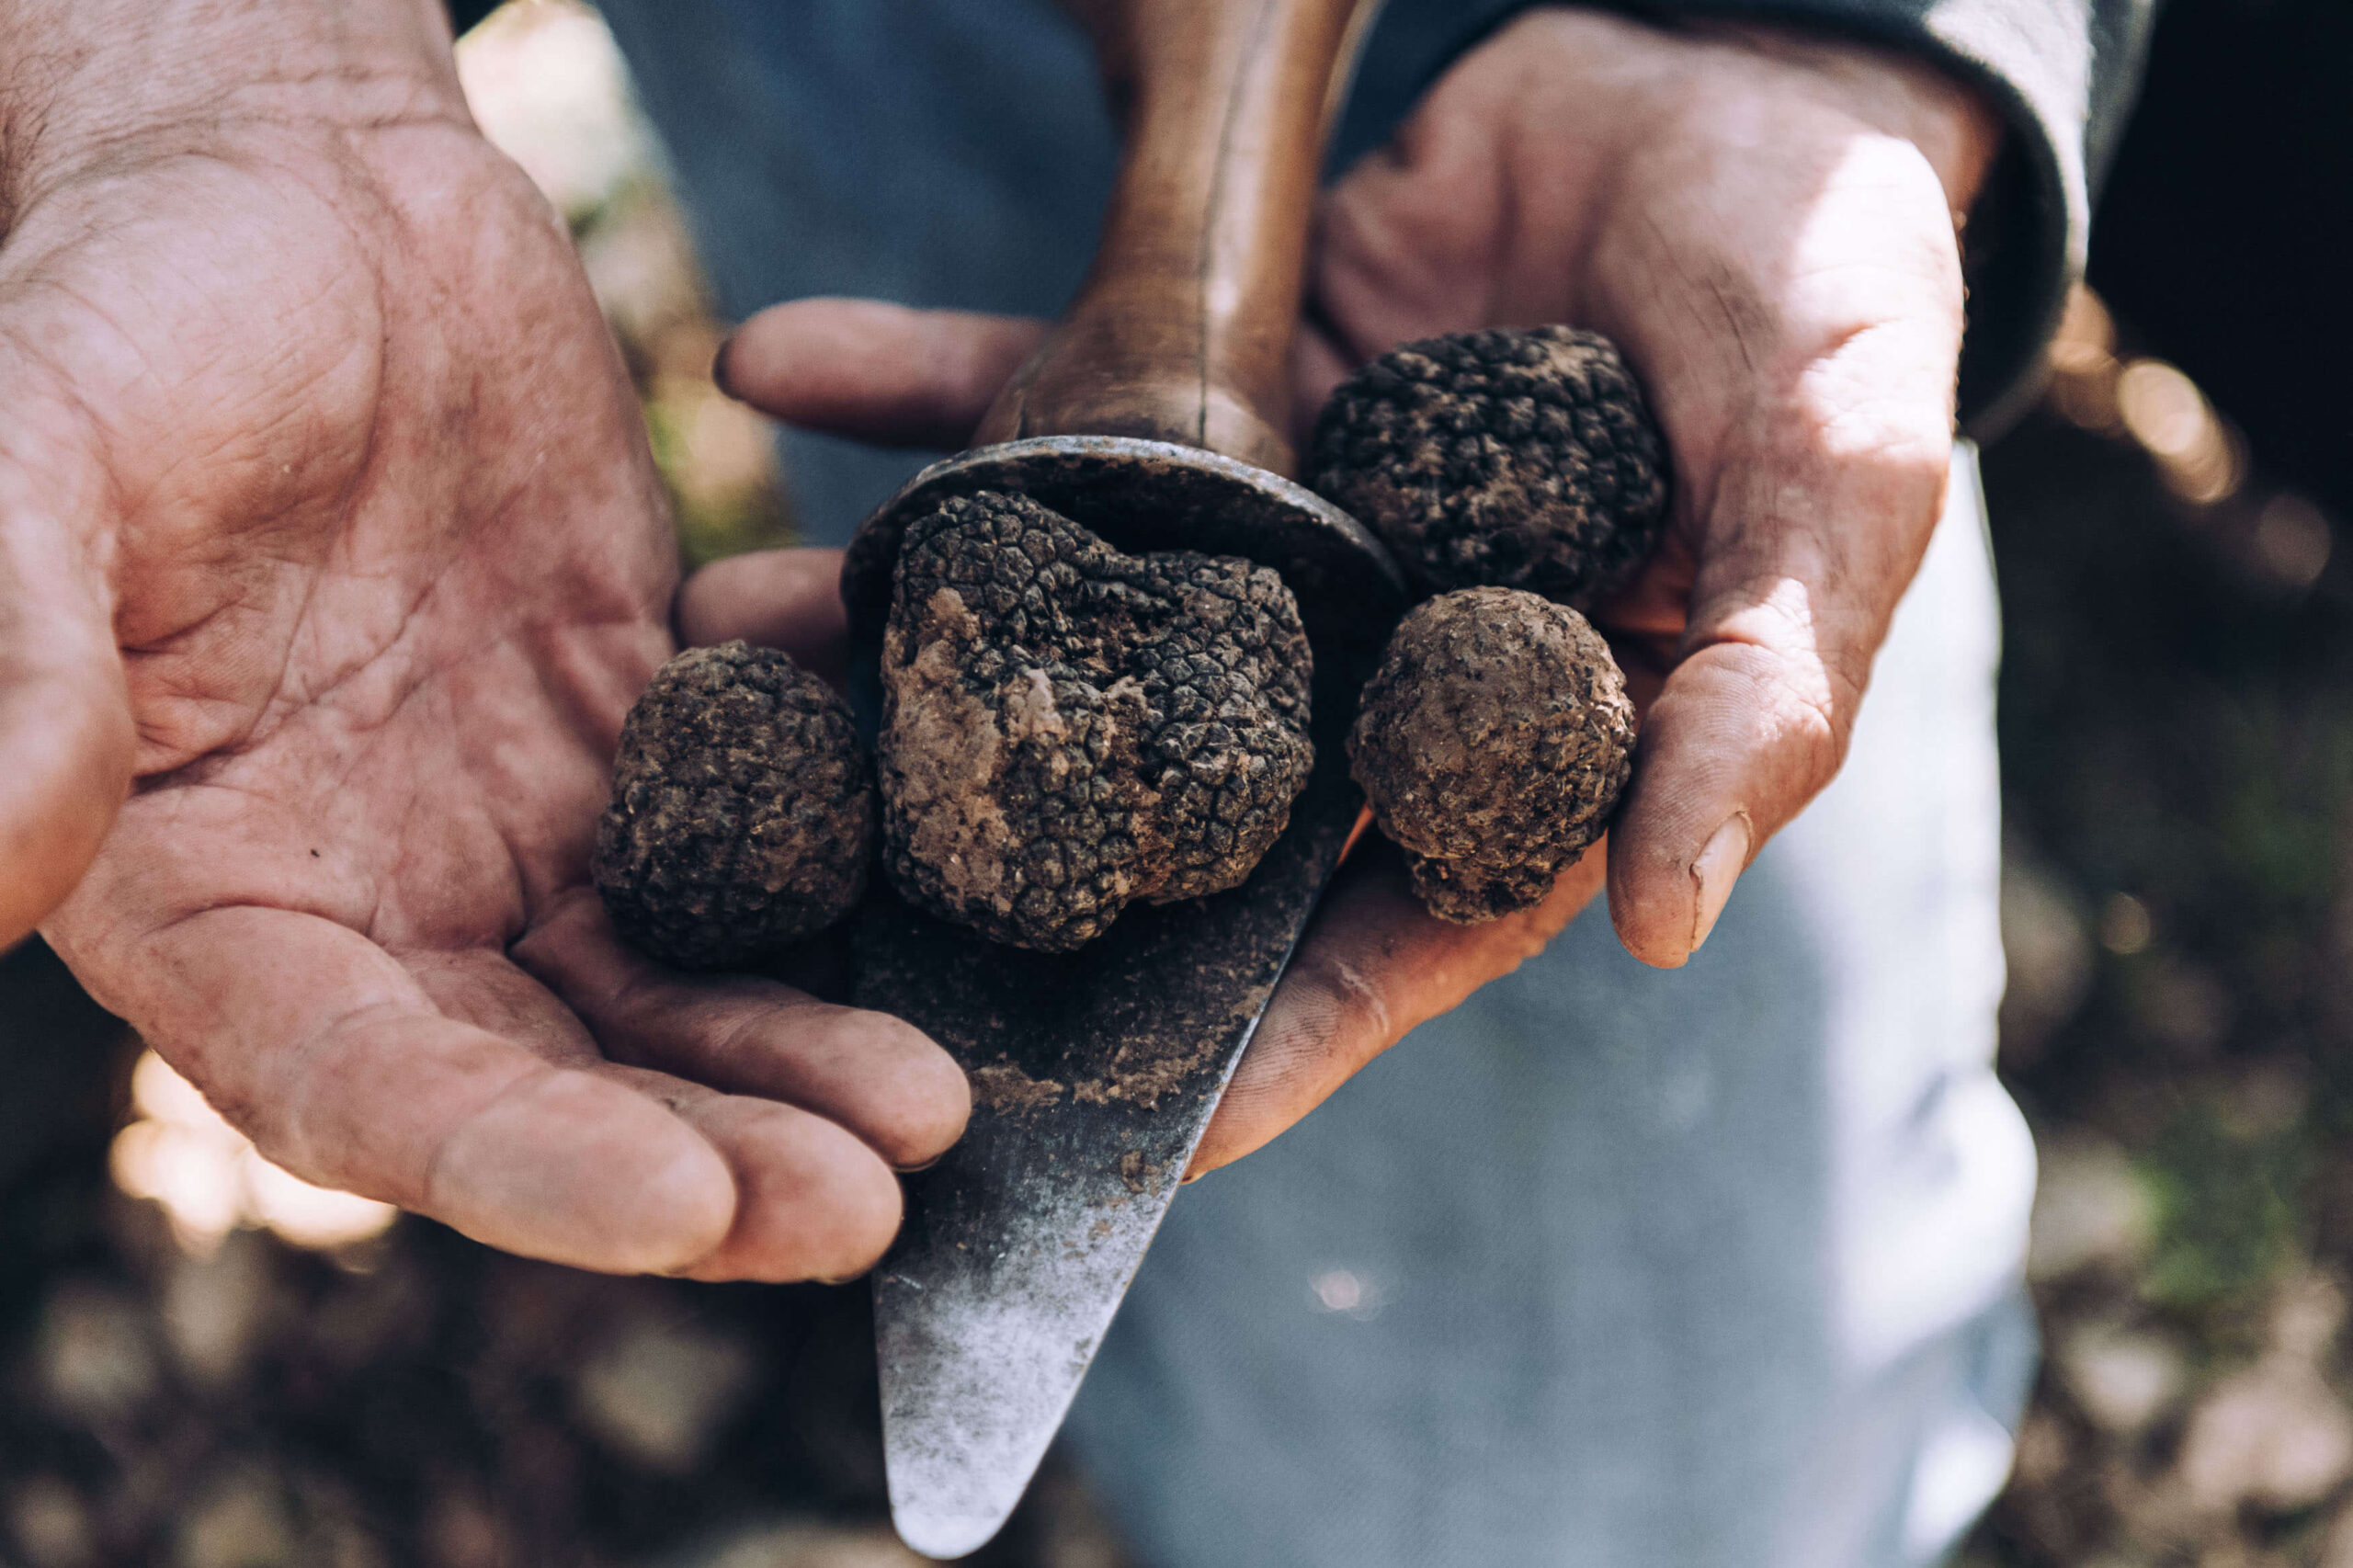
[881,490,1313,952]
[1309,325,1669,609]
[1348,587,1634,924]
[594,642,875,970]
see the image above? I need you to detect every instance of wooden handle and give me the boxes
[971,0,1378,477]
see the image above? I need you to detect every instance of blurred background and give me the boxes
[0,1,2347,1563]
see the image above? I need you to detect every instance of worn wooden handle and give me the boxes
[971,0,1377,477]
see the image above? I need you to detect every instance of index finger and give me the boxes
[61,904,742,1274]
[1605,409,1961,968]
[1195,834,1608,1175]
[717,298,1045,449]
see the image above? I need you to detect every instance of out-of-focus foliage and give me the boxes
[458,0,793,570]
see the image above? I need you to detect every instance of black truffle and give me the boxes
[594,642,875,970]
[1348,587,1634,924]
[880,491,1313,951]
[1309,325,1669,609]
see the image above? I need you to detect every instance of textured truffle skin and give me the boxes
[1309,325,1669,609]
[1348,587,1635,924]
[594,642,875,971]
[880,491,1313,952]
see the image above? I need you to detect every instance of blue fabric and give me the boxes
[1067,456,2034,1568]
[589,5,2041,1562]
[594,0,2157,444]
[597,0,1114,540]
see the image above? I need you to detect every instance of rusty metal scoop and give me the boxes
[839,0,1400,1554]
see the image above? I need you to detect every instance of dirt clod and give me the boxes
[1310,325,1668,609]
[594,642,875,970]
[879,492,1313,951]
[1348,587,1634,923]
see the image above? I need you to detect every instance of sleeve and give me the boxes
[448,0,498,37]
[1334,0,2165,435]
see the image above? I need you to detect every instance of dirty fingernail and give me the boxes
[1688,814,1752,954]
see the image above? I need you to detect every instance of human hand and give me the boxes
[711,5,1999,1171]
[9,0,966,1277]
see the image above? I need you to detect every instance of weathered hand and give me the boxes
[711,6,1999,1172]
[8,0,965,1277]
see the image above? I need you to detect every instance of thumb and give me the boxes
[717,297,1046,450]
[0,460,132,947]
[1604,421,1955,968]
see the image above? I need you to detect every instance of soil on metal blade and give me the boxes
[856,727,1358,1121]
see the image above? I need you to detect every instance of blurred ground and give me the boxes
[1958,303,2353,1567]
[451,0,792,569]
[2,3,2348,1565]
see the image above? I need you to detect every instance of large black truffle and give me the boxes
[1348,587,1634,924]
[1310,325,1669,609]
[594,642,875,970]
[881,491,1313,951]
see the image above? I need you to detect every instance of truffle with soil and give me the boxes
[594,641,875,971]
[1348,587,1635,924]
[1310,324,1668,610]
[879,491,1313,952]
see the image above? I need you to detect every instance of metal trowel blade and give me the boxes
[855,760,1358,1560]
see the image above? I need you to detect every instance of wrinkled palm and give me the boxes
[12,99,965,1279]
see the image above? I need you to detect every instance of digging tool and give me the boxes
[839,0,1401,1554]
